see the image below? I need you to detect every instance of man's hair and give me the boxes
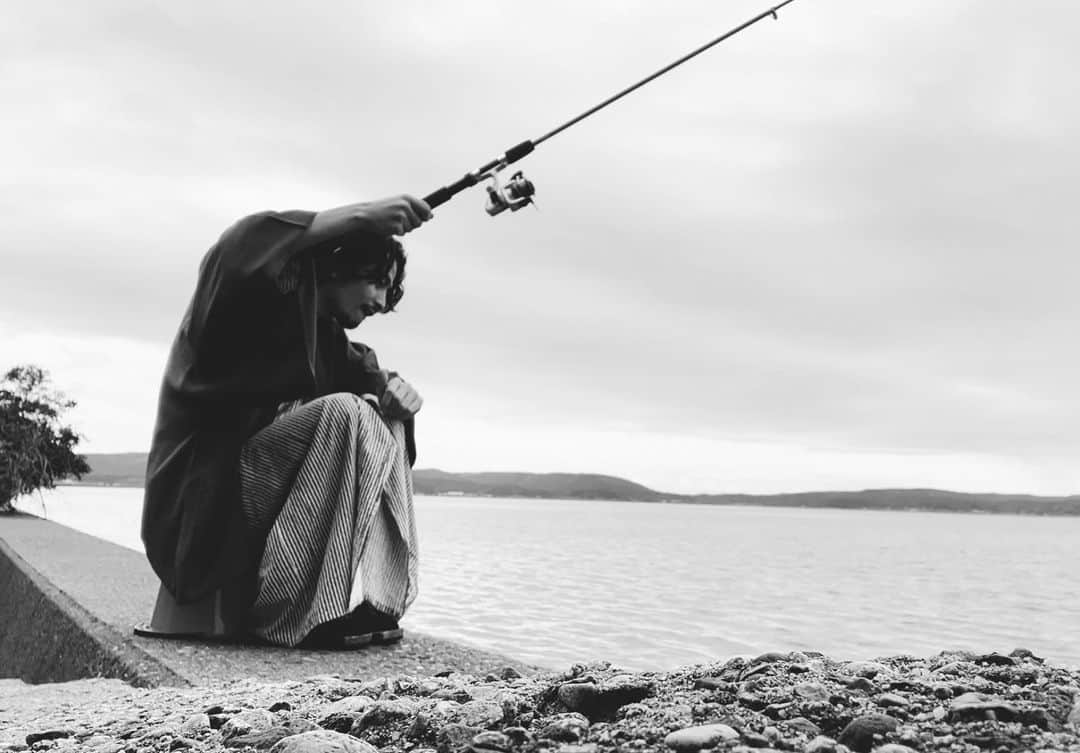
[313,231,407,312]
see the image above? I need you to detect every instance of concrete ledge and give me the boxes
[0,521,189,687]
[0,514,540,687]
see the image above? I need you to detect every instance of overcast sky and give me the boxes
[3,0,1077,495]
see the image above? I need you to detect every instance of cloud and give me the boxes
[2,0,1078,493]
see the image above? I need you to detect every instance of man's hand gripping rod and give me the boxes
[422,0,798,217]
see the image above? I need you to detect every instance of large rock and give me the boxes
[269,730,378,753]
[836,714,899,753]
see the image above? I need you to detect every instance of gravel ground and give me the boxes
[3,648,1077,753]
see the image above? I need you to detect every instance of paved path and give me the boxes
[0,514,540,686]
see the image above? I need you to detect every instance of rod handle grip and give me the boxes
[423,140,536,209]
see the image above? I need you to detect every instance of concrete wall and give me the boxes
[0,528,184,687]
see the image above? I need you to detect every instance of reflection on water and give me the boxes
[18,488,1080,671]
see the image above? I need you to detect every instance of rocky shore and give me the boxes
[3,649,1078,753]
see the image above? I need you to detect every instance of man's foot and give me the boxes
[347,602,405,644]
[297,613,373,650]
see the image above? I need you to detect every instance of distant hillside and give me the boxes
[73,453,1080,515]
[76,452,147,487]
[684,488,1080,516]
[412,469,667,501]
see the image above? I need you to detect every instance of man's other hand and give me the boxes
[309,195,433,242]
[380,374,423,419]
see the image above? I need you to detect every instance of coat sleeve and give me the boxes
[326,330,417,465]
[326,328,386,396]
[213,210,318,287]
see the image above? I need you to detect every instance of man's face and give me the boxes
[320,262,397,329]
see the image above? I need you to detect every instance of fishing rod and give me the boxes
[423,0,799,217]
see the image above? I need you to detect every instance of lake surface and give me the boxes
[15,487,1080,671]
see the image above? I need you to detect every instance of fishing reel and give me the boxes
[483,167,536,216]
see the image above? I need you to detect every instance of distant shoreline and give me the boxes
[59,469,1080,518]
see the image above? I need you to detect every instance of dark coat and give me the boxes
[142,210,405,605]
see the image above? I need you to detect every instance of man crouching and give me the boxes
[141,195,432,649]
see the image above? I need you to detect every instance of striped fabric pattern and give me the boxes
[238,392,418,646]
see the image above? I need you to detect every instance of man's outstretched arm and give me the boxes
[304,195,433,247]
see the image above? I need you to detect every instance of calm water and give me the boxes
[16,487,1080,671]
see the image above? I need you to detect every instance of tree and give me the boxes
[0,365,91,513]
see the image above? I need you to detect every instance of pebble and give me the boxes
[752,652,790,665]
[947,691,1020,723]
[470,730,511,751]
[737,691,768,710]
[875,693,908,708]
[267,730,378,753]
[24,732,73,746]
[354,698,419,731]
[539,713,590,743]
[836,714,899,753]
[1069,698,1080,727]
[318,696,374,722]
[435,723,479,753]
[742,732,771,747]
[783,717,821,737]
[845,661,890,679]
[221,709,276,741]
[664,723,739,751]
[693,677,731,691]
[454,700,504,728]
[227,719,319,750]
[557,678,651,719]
[974,653,1016,666]
[803,735,837,753]
[558,683,599,712]
[432,688,473,703]
[177,713,210,737]
[846,677,875,693]
[794,682,829,703]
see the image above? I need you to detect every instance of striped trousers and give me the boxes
[237,393,418,646]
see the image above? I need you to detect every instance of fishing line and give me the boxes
[422,0,799,216]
